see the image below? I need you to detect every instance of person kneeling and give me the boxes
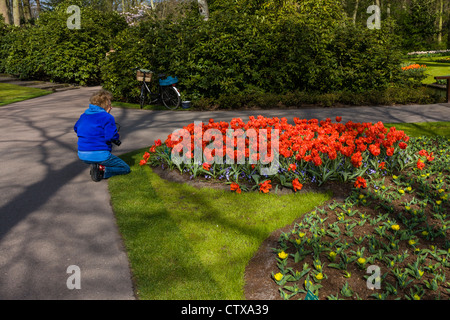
[74,89,130,182]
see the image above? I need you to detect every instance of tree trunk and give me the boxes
[198,0,209,21]
[437,0,443,44]
[22,0,31,21]
[35,0,40,14]
[448,9,450,48]
[0,0,11,24]
[13,0,20,26]
[352,0,359,25]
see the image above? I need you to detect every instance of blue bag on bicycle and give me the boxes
[159,76,178,86]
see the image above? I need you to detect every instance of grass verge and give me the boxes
[0,83,52,106]
[384,121,450,138]
[112,101,191,111]
[109,149,330,299]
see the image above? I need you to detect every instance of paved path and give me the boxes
[0,85,449,300]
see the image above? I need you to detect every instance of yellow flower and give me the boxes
[329,251,337,259]
[413,294,420,300]
[299,232,305,238]
[399,189,405,194]
[422,231,428,236]
[357,257,366,265]
[406,186,412,192]
[295,239,301,244]
[438,188,444,193]
[359,194,364,199]
[405,206,411,211]
[393,175,398,180]
[418,270,424,277]
[278,251,288,259]
[391,224,400,231]
[274,273,283,281]
[409,239,416,246]
[315,273,324,280]
[436,200,442,205]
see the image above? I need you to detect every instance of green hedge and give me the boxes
[0,0,127,85]
[191,86,444,110]
[101,3,406,105]
[1,0,439,108]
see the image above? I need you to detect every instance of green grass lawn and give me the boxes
[0,83,52,106]
[403,56,450,84]
[109,121,450,300]
[384,121,450,138]
[112,101,167,110]
[109,150,330,299]
[112,101,191,111]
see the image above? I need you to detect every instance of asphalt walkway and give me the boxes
[0,84,449,300]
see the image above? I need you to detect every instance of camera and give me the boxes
[111,139,122,146]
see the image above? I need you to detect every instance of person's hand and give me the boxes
[106,100,112,113]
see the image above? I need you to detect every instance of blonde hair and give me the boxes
[90,89,113,109]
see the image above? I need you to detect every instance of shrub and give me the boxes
[101,2,405,106]
[326,19,404,93]
[0,0,127,85]
[398,63,428,87]
[100,26,149,101]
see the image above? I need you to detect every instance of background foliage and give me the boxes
[101,0,409,105]
[0,0,448,107]
[0,0,127,85]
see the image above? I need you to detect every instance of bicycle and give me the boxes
[133,67,181,110]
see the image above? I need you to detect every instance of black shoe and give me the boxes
[90,164,103,182]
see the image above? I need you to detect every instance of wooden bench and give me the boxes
[434,75,450,103]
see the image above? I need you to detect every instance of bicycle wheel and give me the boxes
[139,84,146,109]
[161,86,181,110]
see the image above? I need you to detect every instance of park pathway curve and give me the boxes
[0,86,135,299]
[0,84,449,299]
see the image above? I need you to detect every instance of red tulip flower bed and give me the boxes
[140,115,416,193]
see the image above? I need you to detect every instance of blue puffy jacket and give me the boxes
[74,104,119,152]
